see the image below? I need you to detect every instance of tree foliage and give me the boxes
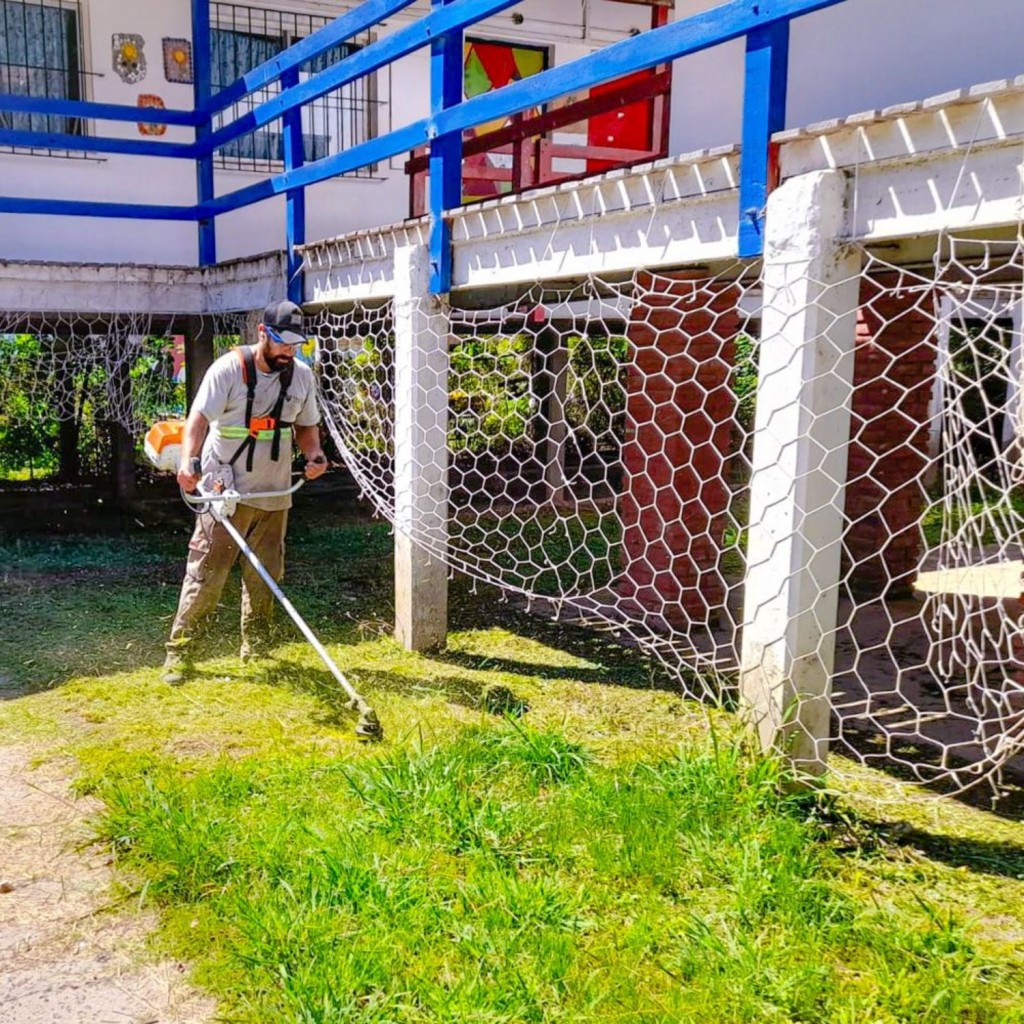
[0,332,186,482]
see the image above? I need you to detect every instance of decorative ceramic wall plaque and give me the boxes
[162,38,193,84]
[113,33,147,84]
[137,94,167,136]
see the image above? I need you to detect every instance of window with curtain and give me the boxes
[210,3,378,174]
[0,0,84,148]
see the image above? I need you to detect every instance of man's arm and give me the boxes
[294,423,327,480]
[176,408,210,491]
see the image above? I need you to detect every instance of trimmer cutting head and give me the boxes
[354,707,384,742]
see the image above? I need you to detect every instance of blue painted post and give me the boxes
[428,0,463,294]
[192,0,216,266]
[738,19,790,258]
[281,67,306,305]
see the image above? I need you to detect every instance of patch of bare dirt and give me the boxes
[0,745,214,1024]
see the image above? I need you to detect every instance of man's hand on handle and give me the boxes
[304,452,328,481]
[295,424,327,481]
[177,455,202,493]
[178,412,210,494]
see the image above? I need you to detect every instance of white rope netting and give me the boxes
[0,310,170,480]
[0,310,251,481]
[312,241,1024,799]
[3,250,1023,798]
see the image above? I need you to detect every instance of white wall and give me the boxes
[1,0,198,264]
[669,0,1024,154]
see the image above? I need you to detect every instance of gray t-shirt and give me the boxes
[193,348,320,511]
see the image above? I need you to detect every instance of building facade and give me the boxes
[2,0,1023,267]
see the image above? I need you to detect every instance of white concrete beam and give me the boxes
[0,252,286,316]
[301,150,740,305]
[303,224,426,307]
[0,261,206,316]
[201,252,288,312]
[778,84,1024,243]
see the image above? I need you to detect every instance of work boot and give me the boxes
[161,650,192,686]
[239,640,268,665]
[240,623,275,665]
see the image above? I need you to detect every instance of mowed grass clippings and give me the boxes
[0,513,1023,1023]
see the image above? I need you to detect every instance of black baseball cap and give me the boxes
[261,300,306,346]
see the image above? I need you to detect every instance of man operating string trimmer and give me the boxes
[162,300,328,686]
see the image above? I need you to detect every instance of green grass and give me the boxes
[2,513,1024,1023]
[456,511,621,596]
[88,734,1024,1023]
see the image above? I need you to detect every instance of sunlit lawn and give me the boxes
[2,510,1024,1023]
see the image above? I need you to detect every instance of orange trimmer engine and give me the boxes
[144,419,186,473]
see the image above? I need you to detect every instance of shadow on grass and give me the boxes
[0,505,394,694]
[446,597,677,691]
[431,646,663,690]
[0,571,179,695]
[791,795,1024,882]
[882,825,1024,879]
[819,800,1024,879]
[266,653,526,726]
[0,559,390,698]
[836,725,1024,822]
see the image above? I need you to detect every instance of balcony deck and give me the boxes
[302,75,1024,306]
[2,74,1023,317]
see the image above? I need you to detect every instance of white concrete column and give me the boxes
[739,169,862,780]
[393,242,450,651]
[926,295,953,486]
[1002,300,1023,449]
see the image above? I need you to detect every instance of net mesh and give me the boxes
[4,235,1024,799]
[312,237,1024,800]
[0,309,250,482]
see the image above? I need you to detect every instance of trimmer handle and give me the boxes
[181,476,307,506]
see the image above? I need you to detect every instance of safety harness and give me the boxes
[223,346,294,473]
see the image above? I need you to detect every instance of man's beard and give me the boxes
[267,353,294,372]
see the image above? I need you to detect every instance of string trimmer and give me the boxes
[146,421,383,742]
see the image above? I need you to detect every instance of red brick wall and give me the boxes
[618,272,740,628]
[844,275,938,595]
[618,271,937,625]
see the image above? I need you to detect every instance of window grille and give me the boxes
[210,3,383,175]
[0,0,94,159]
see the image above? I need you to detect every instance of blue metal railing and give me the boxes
[0,0,851,292]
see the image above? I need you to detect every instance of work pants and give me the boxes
[166,505,287,658]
